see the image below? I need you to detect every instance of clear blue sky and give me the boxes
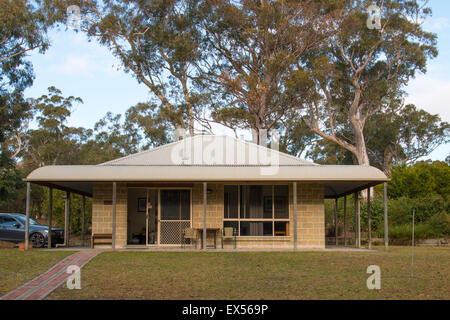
[24,0,450,161]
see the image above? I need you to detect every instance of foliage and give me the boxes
[17,87,86,171]
[0,0,65,207]
[325,191,449,240]
[202,0,338,141]
[277,112,318,158]
[366,104,449,173]
[0,0,63,147]
[427,211,450,237]
[0,0,448,243]
[307,138,355,165]
[299,0,438,166]
[388,211,450,240]
[78,0,209,135]
[306,104,449,172]
[39,188,92,234]
[0,153,23,205]
[388,161,449,200]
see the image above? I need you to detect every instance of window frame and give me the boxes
[223,184,290,237]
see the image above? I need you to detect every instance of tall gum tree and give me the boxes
[0,0,65,206]
[299,0,438,166]
[200,0,341,144]
[1,0,63,150]
[68,0,207,136]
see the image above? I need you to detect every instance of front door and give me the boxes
[158,189,191,245]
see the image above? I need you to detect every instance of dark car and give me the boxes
[0,213,64,248]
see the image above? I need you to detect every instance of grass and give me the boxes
[47,246,450,300]
[0,249,74,296]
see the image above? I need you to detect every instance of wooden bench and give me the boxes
[91,233,112,248]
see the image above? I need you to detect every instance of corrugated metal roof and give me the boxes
[100,135,316,166]
[25,135,388,197]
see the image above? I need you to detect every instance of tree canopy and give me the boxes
[0,0,448,219]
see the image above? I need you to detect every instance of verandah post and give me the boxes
[384,182,389,251]
[293,182,297,250]
[367,188,371,249]
[48,187,53,249]
[112,182,117,250]
[81,195,86,246]
[334,198,338,246]
[343,195,347,247]
[354,191,361,248]
[25,182,31,250]
[203,182,207,250]
[65,192,71,248]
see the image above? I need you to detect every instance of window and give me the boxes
[224,186,238,219]
[14,216,39,225]
[224,185,290,237]
[240,221,273,236]
[240,185,273,219]
[274,185,289,219]
[160,190,190,220]
[0,216,18,227]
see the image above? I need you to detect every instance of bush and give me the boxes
[325,193,448,241]
[389,223,430,241]
[388,196,448,225]
[427,211,450,236]
[385,212,449,241]
[40,188,92,234]
[388,161,449,200]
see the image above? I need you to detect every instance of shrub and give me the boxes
[388,223,429,240]
[326,194,449,241]
[388,161,449,200]
[387,196,448,225]
[427,211,450,236]
[383,212,449,241]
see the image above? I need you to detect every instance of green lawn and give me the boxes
[0,249,74,296]
[47,246,450,300]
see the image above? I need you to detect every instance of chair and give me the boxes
[221,227,236,249]
[182,227,197,248]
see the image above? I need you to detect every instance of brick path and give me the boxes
[0,250,99,300]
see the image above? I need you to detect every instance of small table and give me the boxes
[196,228,221,249]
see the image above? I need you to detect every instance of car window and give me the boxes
[14,216,40,225]
[0,216,18,227]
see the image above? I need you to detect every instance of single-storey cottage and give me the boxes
[25,135,389,250]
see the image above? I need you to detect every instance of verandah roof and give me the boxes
[25,135,388,198]
[26,164,387,198]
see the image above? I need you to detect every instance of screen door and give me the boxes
[159,189,191,245]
